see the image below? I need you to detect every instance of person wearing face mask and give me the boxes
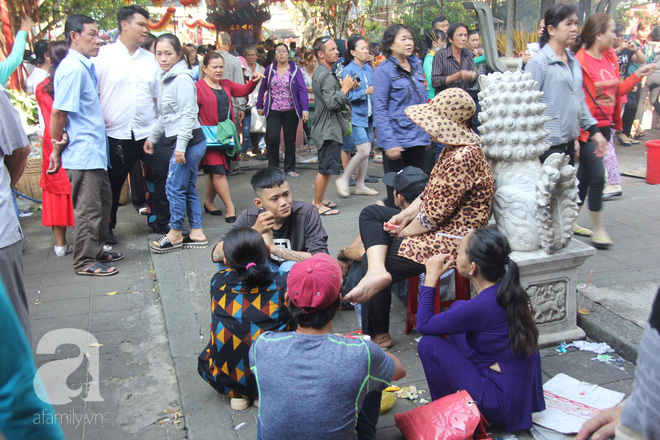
[431,22,478,96]
[197,51,263,224]
[335,34,378,198]
[373,24,430,207]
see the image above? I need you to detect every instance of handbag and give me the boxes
[250,106,267,134]
[394,390,491,440]
[200,107,239,157]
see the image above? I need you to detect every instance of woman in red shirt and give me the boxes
[196,52,263,223]
[574,13,655,249]
[35,41,74,257]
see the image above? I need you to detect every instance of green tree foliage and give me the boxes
[393,0,475,46]
[289,0,379,40]
[6,0,150,37]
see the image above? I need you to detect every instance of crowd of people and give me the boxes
[1,3,659,439]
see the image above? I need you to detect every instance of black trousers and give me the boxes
[577,126,610,213]
[266,109,299,173]
[108,134,170,232]
[621,89,638,137]
[539,140,575,166]
[359,205,425,336]
[382,144,427,207]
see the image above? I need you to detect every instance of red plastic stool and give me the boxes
[404,271,471,334]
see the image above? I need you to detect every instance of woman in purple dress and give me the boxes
[417,228,545,431]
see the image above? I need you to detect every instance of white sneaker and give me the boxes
[54,244,73,257]
[230,397,251,411]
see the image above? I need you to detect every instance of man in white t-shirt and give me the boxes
[94,6,170,242]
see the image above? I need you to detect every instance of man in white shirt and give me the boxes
[0,85,31,340]
[94,6,170,243]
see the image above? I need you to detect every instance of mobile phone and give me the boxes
[624,35,631,41]
[384,222,399,229]
[351,73,361,83]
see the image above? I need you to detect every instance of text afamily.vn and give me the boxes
[33,409,104,427]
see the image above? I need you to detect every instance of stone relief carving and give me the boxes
[527,281,567,324]
[478,71,578,253]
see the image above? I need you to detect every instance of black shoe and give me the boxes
[349,177,356,187]
[364,174,379,183]
[105,229,118,245]
[204,206,223,216]
[225,216,237,224]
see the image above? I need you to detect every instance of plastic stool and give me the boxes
[405,271,471,334]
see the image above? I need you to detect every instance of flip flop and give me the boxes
[77,262,118,277]
[572,227,594,237]
[182,235,209,248]
[286,171,300,178]
[591,236,613,250]
[318,207,339,216]
[633,131,645,139]
[322,200,337,209]
[150,235,183,253]
[97,251,124,263]
[616,135,632,146]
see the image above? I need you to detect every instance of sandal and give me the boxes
[149,235,183,254]
[633,131,645,139]
[182,235,208,248]
[286,171,300,178]
[572,226,593,237]
[322,200,337,209]
[97,251,124,263]
[318,207,339,216]
[591,236,613,250]
[77,262,118,277]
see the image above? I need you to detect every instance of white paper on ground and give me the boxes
[532,373,625,434]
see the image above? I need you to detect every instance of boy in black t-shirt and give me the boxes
[212,167,329,267]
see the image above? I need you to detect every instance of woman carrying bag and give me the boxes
[196,51,264,223]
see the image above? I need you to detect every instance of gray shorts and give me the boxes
[317,140,342,176]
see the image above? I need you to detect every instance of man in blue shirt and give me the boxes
[48,14,122,276]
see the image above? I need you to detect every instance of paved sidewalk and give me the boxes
[17,133,659,438]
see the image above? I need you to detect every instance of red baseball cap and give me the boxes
[287,254,342,313]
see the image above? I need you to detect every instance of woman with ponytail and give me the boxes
[417,228,545,431]
[198,227,292,411]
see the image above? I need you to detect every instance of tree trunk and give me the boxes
[506,0,516,57]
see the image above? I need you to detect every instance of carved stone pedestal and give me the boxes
[510,239,596,347]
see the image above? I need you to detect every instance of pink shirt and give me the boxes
[270,69,295,112]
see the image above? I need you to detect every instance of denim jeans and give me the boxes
[241,113,253,154]
[166,139,206,230]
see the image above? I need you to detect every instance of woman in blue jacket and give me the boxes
[335,34,378,198]
[257,43,309,178]
[373,24,430,207]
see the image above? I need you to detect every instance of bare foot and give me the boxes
[372,333,392,350]
[344,270,392,304]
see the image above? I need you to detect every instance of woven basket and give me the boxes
[15,157,43,201]
[118,180,131,206]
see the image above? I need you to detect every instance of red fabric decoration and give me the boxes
[148,6,176,31]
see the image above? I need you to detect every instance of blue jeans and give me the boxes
[242,113,253,154]
[166,139,206,230]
